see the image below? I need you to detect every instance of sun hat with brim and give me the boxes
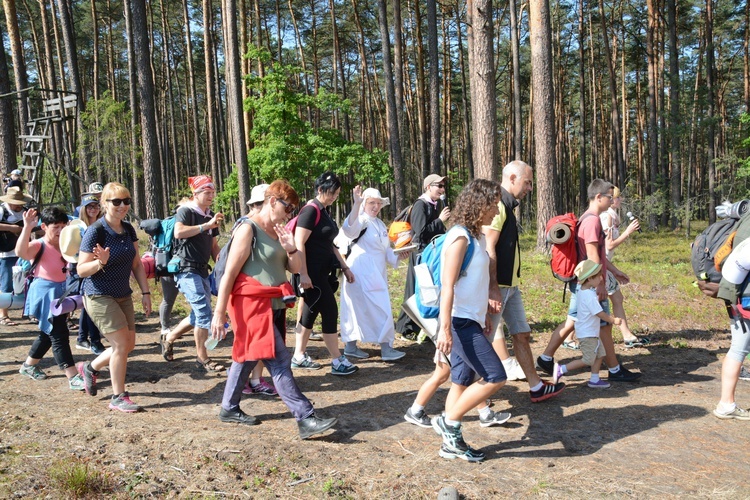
[247,184,269,205]
[0,186,33,205]
[574,259,602,283]
[60,219,87,263]
[361,188,390,208]
[10,169,22,176]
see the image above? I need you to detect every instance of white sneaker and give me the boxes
[502,357,527,381]
[161,328,171,337]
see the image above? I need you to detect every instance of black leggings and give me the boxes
[28,314,75,370]
[299,265,338,333]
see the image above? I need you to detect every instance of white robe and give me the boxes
[339,212,399,345]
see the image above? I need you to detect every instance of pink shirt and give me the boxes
[28,240,68,283]
[576,211,607,276]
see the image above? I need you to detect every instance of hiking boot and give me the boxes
[77,361,98,396]
[381,345,406,361]
[713,405,750,421]
[608,366,642,382]
[90,341,106,355]
[503,357,527,381]
[404,408,432,428]
[291,352,321,370]
[536,356,554,376]
[739,366,750,381]
[247,379,278,396]
[108,392,141,413]
[479,410,511,428]
[552,362,564,384]
[75,339,91,351]
[530,381,565,403]
[587,379,611,389]
[343,346,369,359]
[19,363,47,380]
[438,443,485,462]
[68,374,85,391]
[219,407,260,425]
[331,356,358,376]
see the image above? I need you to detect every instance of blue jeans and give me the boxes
[449,317,507,386]
[175,272,213,329]
[0,256,15,294]
[221,310,314,421]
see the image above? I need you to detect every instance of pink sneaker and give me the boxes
[250,379,278,396]
[242,381,253,395]
[587,379,611,389]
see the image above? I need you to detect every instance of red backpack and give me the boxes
[285,201,321,234]
[546,212,595,300]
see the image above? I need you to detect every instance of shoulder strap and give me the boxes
[458,227,475,274]
[351,224,368,246]
[29,240,45,274]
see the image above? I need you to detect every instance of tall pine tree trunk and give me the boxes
[0,24,17,172]
[426,0,440,174]
[706,0,716,224]
[3,0,29,132]
[668,0,681,229]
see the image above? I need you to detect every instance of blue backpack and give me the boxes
[140,216,177,276]
[414,227,476,319]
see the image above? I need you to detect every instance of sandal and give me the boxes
[161,337,174,362]
[623,336,650,348]
[196,357,225,372]
[562,340,580,351]
[0,316,18,326]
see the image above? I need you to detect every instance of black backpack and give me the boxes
[691,216,746,297]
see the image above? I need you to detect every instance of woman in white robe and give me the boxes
[340,186,409,361]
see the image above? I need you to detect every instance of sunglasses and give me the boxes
[277,199,296,214]
[85,204,100,209]
[107,198,132,206]
[431,183,446,189]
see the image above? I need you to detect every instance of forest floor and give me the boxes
[2,228,750,498]
[1,308,749,498]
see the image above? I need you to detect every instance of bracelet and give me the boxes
[198,224,203,233]
[287,248,298,255]
[141,291,150,295]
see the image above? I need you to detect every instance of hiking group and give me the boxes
[2,162,750,461]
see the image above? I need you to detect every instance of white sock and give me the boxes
[609,364,621,374]
[540,354,553,362]
[250,378,261,387]
[444,417,460,427]
[560,364,569,375]
[411,403,425,414]
[590,373,601,383]
[530,381,543,392]
[718,401,737,414]
[478,406,492,420]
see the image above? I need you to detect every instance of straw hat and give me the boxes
[0,187,33,205]
[60,219,87,263]
[574,259,602,283]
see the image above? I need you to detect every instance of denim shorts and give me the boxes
[488,286,531,342]
[449,317,506,386]
[175,271,213,330]
[567,282,610,326]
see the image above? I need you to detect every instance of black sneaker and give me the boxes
[90,341,106,355]
[404,408,432,428]
[529,381,565,403]
[219,407,260,425]
[297,414,338,439]
[438,443,485,462]
[608,366,642,382]
[75,339,91,351]
[536,356,554,375]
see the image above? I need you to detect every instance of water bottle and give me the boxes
[204,323,229,350]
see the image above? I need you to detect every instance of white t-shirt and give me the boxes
[601,208,620,260]
[440,226,490,327]
[575,288,603,338]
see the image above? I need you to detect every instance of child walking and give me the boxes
[552,259,622,389]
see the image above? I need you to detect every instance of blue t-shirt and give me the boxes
[80,218,138,298]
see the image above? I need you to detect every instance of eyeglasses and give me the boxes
[86,204,100,210]
[602,194,613,200]
[431,183,446,189]
[107,198,132,206]
[277,199,296,214]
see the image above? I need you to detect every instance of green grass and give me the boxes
[47,458,113,498]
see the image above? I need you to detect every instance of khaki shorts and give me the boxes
[579,337,606,366]
[84,295,136,335]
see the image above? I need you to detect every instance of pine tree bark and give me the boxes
[183,0,201,175]
[376,0,405,210]
[426,0,440,174]
[667,0,681,228]
[529,0,558,249]
[203,0,220,184]
[467,0,497,180]
[123,0,144,214]
[578,0,586,209]
[454,1,473,179]
[646,0,659,228]
[128,0,164,218]
[706,0,716,224]
[0,24,18,172]
[3,0,30,131]
[510,0,522,160]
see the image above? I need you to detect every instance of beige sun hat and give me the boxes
[60,219,88,263]
[574,259,602,283]
[247,183,270,206]
[0,186,33,205]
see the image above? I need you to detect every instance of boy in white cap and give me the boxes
[551,259,622,389]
